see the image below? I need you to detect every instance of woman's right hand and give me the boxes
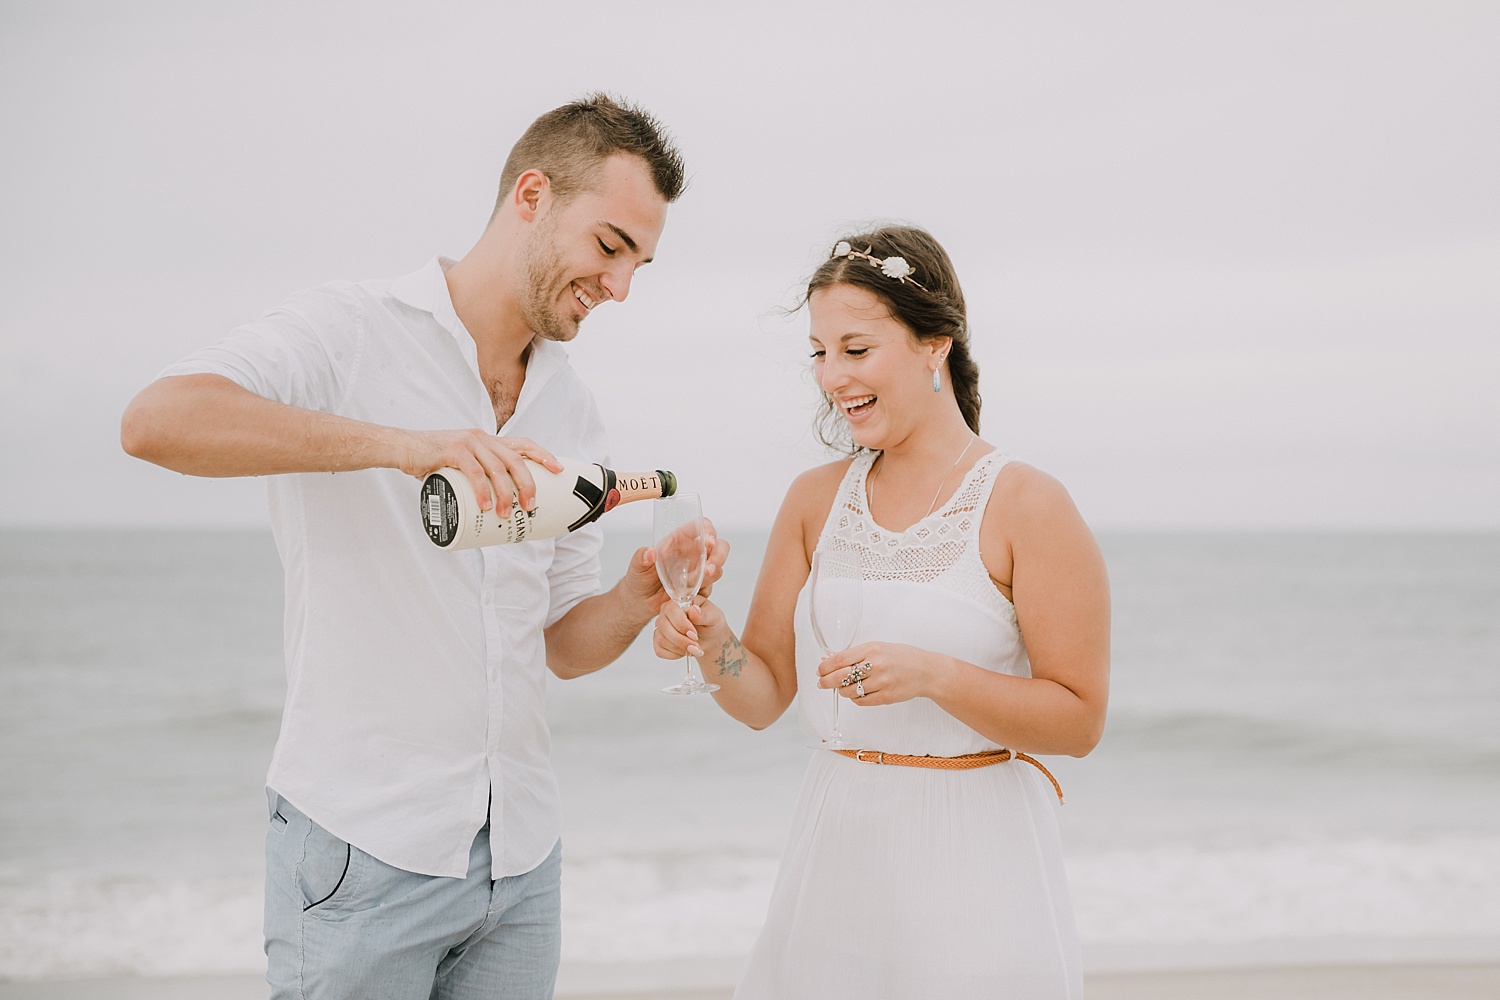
[652,598,726,661]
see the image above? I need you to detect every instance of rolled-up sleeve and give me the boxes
[544,521,604,628]
[154,284,365,413]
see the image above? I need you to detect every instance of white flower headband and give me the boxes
[830,241,928,291]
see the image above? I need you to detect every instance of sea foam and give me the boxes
[4,833,1498,980]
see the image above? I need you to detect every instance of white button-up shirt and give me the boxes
[158,257,607,879]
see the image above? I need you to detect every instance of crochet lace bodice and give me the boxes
[793,449,1030,755]
[821,449,1018,627]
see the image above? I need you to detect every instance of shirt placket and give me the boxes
[479,544,507,849]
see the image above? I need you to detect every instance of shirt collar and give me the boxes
[390,255,466,345]
[388,255,569,423]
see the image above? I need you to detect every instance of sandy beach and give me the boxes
[4,964,1500,999]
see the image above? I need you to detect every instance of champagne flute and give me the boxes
[654,493,718,695]
[808,549,862,747]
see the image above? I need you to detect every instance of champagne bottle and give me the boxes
[420,458,677,550]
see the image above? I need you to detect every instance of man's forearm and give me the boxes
[121,374,405,477]
[545,582,657,679]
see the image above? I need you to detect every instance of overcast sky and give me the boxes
[2,1,1496,532]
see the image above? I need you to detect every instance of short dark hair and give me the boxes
[496,93,686,211]
[804,225,981,453]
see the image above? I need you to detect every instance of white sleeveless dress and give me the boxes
[734,451,1083,1000]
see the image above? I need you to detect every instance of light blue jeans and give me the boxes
[264,794,561,1000]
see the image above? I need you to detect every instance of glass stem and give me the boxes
[825,646,843,742]
[680,599,697,685]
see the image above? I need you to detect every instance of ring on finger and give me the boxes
[855,680,866,698]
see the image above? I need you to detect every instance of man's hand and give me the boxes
[631,520,731,618]
[397,431,562,514]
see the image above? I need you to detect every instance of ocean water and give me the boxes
[1,528,1498,985]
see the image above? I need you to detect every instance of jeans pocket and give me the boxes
[298,818,354,912]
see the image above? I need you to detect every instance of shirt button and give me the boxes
[482,592,493,605]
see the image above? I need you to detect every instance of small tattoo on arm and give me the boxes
[715,638,746,678]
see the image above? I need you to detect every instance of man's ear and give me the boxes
[512,169,551,222]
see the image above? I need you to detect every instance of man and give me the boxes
[121,94,722,999]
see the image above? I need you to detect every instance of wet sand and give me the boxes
[3,963,1499,999]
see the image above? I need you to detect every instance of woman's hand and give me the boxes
[816,642,949,707]
[652,597,727,661]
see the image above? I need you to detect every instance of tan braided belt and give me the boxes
[831,748,1064,803]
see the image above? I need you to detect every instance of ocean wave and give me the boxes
[0,875,264,980]
[1068,833,1500,946]
[4,834,1498,981]
[1101,710,1500,774]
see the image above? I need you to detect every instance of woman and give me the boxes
[654,225,1109,999]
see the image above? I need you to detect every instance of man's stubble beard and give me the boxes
[517,214,580,343]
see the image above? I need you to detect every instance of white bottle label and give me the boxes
[419,459,674,550]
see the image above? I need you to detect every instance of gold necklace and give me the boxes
[868,434,977,519]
